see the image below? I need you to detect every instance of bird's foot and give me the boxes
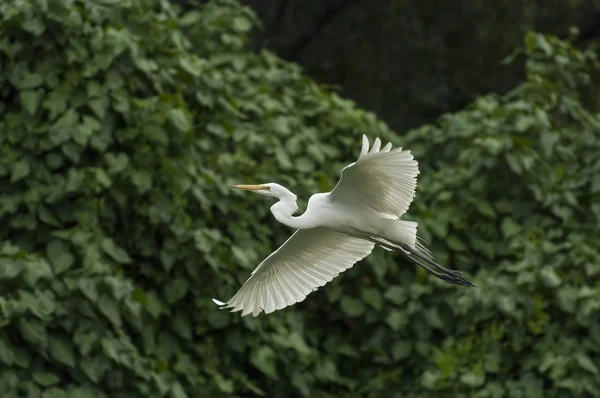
[438,271,476,288]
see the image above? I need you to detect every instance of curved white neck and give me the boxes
[270,194,316,230]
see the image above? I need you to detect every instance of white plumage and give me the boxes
[214,135,473,317]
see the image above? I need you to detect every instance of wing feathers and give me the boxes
[214,228,375,316]
[329,135,419,219]
[359,134,369,158]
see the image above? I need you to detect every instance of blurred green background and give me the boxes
[0,0,599,397]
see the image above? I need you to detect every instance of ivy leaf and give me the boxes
[384,286,405,305]
[168,108,190,132]
[11,160,30,182]
[250,346,277,378]
[19,319,47,348]
[164,278,188,305]
[361,287,383,310]
[501,218,522,238]
[32,371,60,387]
[20,89,44,114]
[575,353,598,375]
[98,294,122,327]
[80,357,108,383]
[385,310,407,331]
[19,72,44,88]
[340,296,364,317]
[101,238,132,264]
[49,338,76,367]
[46,240,75,274]
[232,16,252,32]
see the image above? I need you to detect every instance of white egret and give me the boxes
[213,135,473,317]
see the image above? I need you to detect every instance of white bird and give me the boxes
[213,135,473,317]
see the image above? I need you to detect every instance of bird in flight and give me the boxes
[213,135,474,316]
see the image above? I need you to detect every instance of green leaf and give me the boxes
[144,290,163,318]
[213,373,235,393]
[20,89,44,114]
[340,296,365,317]
[45,152,64,169]
[171,382,188,398]
[423,308,444,329]
[80,357,108,383]
[32,371,60,387]
[232,17,252,32]
[98,294,121,326]
[179,10,202,26]
[49,338,76,367]
[361,287,383,310]
[19,319,47,348]
[89,97,110,119]
[23,258,53,287]
[11,160,30,183]
[250,346,277,378]
[540,267,562,288]
[497,296,516,314]
[295,157,314,173]
[460,370,485,387]
[46,240,75,274]
[385,310,407,331]
[19,72,44,89]
[168,109,190,132]
[131,288,148,305]
[540,131,560,157]
[501,218,522,238]
[105,153,129,174]
[421,370,440,390]
[101,238,132,264]
[164,278,188,305]
[21,17,46,35]
[207,310,230,329]
[78,278,99,302]
[473,200,496,218]
[575,353,598,375]
[0,338,16,365]
[383,286,405,305]
[536,34,553,55]
[391,340,412,360]
[0,259,22,280]
[131,170,153,193]
[231,246,252,269]
[446,235,467,252]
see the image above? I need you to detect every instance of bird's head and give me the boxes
[232,183,293,199]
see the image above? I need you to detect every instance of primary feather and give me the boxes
[219,228,374,316]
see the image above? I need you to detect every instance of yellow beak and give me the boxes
[232,184,266,191]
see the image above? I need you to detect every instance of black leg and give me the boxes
[397,242,469,279]
[368,238,475,288]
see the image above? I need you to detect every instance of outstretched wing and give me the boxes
[328,135,419,219]
[213,228,374,317]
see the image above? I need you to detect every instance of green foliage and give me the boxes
[0,1,599,398]
[401,32,600,397]
[248,0,600,132]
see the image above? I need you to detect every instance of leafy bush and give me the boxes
[399,32,600,397]
[0,0,599,397]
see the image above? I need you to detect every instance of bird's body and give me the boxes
[214,135,473,317]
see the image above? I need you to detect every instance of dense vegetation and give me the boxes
[245,0,600,131]
[0,0,599,397]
